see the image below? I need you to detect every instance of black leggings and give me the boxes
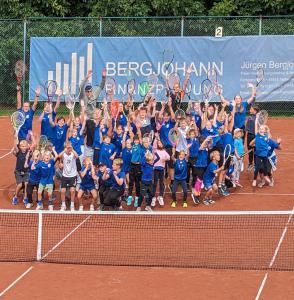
[247,133,255,165]
[128,163,141,197]
[153,169,164,197]
[104,188,124,207]
[187,157,197,185]
[254,156,269,179]
[139,181,153,207]
[27,182,39,204]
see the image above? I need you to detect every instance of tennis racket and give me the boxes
[201,78,213,103]
[127,79,136,99]
[147,73,158,93]
[44,80,57,103]
[168,128,179,146]
[143,131,154,144]
[138,81,150,99]
[183,79,192,102]
[223,144,232,167]
[38,135,48,152]
[163,49,174,75]
[105,77,116,100]
[125,69,136,81]
[65,94,75,113]
[175,109,186,120]
[256,68,264,87]
[167,72,181,92]
[15,60,26,83]
[207,68,218,86]
[11,111,25,136]
[256,110,268,127]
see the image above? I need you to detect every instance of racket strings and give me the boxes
[11,111,25,128]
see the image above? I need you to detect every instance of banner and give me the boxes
[29,36,294,102]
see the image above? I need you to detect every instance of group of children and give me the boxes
[12,72,282,211]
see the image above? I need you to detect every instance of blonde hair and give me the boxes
[233,128,243,138]
[145,152,153,162]
[113,158,123,168]
[210,150,220,160]
[19,140,28,147]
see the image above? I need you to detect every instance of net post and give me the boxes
[22,18,27,99]
[181,16,184,37]
[99,17,103,37]
[258,15,262,36]
[36,211,43,261]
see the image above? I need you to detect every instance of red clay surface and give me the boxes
[0,117,293,299]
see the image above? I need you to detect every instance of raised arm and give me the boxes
[31,86,40,111]
[93,68,107,99]
[247,82,257,105]
[54,88,62,113]
[16,84,22,110]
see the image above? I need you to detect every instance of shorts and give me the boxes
[165,147,174,169]
[14,170,29,185]
[61,176,77,189]
[38,183,54,194]
[80,184,95,192]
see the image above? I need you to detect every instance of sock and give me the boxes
[71,201,74,206]
[62,201,66,206]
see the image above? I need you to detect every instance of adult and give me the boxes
[16,84,39,141]
[79,69,106,158]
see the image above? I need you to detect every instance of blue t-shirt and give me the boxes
[76,124,84,146]
[53,124,68,154]
[80,166,95,189]
[38,159,55,185]
[18,108,35,140]
[234,137,244,157]
[116,113,127,128]
[203,161,218,187]
[97,169,113,187]
[174,159,187,181]
[122,148,132,172]
[111,171,126,190]
[93,125,108,149]
[41,111,56,141]
[187,138,199,158]
[99,142,116,168]
[141,158,154,183]
[267,139,279,158]
[112,132,124,157]
[190,112,201,130]
[28,160,41,183]
[195,149,208,168]
[255,133,269,157]
[221,132,235,155]
[160,119,175,148]
[229,102,248,129]
[69,136,82,156]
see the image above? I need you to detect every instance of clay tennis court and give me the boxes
[0,116,294,300]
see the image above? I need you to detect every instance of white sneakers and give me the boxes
[151,196,164,207]
[151,197,157,207]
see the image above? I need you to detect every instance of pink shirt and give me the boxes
[154,149,170,168]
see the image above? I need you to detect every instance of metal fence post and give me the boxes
[99,17,102,37]
[181,16,184,37]
[259,15,262,36]
[22,18,27,99]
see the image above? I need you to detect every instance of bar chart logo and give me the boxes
[47,42,93,94]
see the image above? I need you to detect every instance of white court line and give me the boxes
[255,205,294,300]
[0,150,12,160]
[41,215,91,260]
[0,266,34,297]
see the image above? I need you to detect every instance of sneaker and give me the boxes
[36,202,43,210]
[23,198,29,205]
[151,197,157,207]
[182,202,188,208]
[98,204,104,211]
[171,201,177,208]
[203,199,210,205]
[70,204,75,212]
[127,196,133,206]
[79,205,84,211]
[134,197,139,208]
[218,186,225,196]
[222,189,230,196]
[157,196,164,206]
[89,204,94,211]
[258,180,266,188]
[48,204,54,211]
[136,207,142,211]
[60,203,66,211]
[208,199,215,204]
[25,203,32,209]
[234,180,243,188]
[269,180,274,187]
[11,196,18,205]
[145,206,153,212]
[191,194,200,205]
[252,180,257,187]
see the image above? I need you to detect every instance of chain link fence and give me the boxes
[0,16,294,116]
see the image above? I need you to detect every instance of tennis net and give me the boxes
[0,209,293,270]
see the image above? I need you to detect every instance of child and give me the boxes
[171,149,188,208]
[138,152,157,211]
[12,137,30,205]
[203,150,224,205]
[186,128,199,190]
[152,136,170,207]
[59,142,79,211]
[34,150,58,210]
[191,136,211,205]
[104,158,125,210]
[233,128,244,187]
[24,150,41,208]
[77,157,97,211]
[251,124,271,187]
[121,136,133,187]
[267,137,281,187]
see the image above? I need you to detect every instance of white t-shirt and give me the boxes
[62,152,77,177]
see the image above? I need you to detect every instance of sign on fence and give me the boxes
[29,36,294,102]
